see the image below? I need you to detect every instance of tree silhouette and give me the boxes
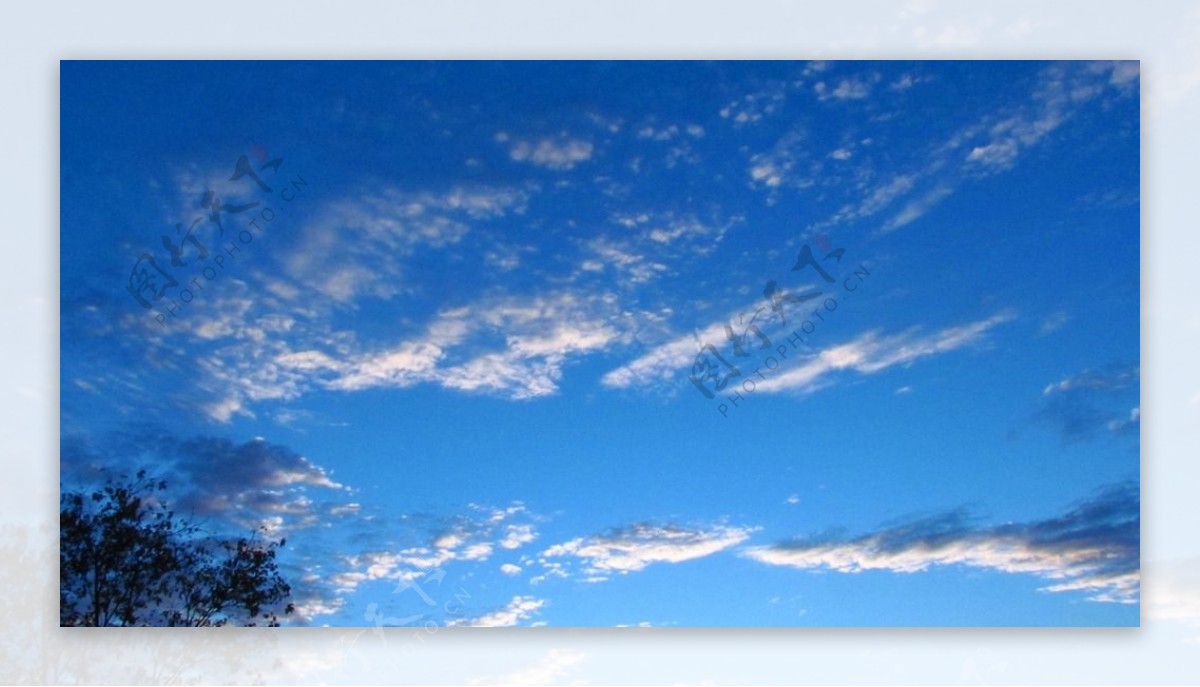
[60,470,294,627]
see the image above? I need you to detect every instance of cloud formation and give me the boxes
[326,502,539,597]
[796,61,1140,233]
[283,185,530,303]
[604,311,1015,396]
[1036,365,1140,441]
[62,433,351,537]
[541,523,756,581]
[317,291,625,400]
[504,135,594,170]
[758,311,1015,393]
[744,482,1139,603]
[449,595,546,627]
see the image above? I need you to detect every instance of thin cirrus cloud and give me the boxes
[280,185,531,303]
[743,481,1140,604]
[603,311,1015,396]
[756,311,1016,394]
[539,523,757,582]
[794,61,1139,235]
[600,318,733,392]
[962,61,1139,174]
[578,210,741,286]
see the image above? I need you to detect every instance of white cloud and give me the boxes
[188,285,633,417]
[267,291,627,402]
[967,140,1020,167]
[508,137,594,170]
[289,596,346,624]
[324,501,537,596]
[282,185,529,303]
[583,212,738,285]
[719,83,786,127]
[1104,60,1140,86]
[744,483,1139,604]
[881,184,954,233]
[746,130,810,195]
[1043,366,1139,396]
[584,237,668,284]
[802,60,830,76]
[499,563,523,576]
[449,595,545,627]
[823,174,917,227]
[890,73,917,91]
[1040,310,1071,334]
[605,311,1013,397]
[1036,365,1140,441]
[543,523,756,576]
[814,62,1138,233]
[826,78,872,100]
[636,124,680,141]
[500,523,538,549]
[962,61,1137,173]
[758,311,1015,394]
[204,393,248,423]
[601,319,731,391]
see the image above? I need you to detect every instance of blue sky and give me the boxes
[60,60,1140,627]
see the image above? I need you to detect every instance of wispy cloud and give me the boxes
[815,76,875,101]
[963,61,1138,173]
[880,184,954,234]
[748,130,813,196]
[183,290,632,419]
[823,174,917,227]
[283,185,530,303]
[328,501,540,596]
[579,210,742,285]
[745,482,1140,603]
[600,319,733,392]
[502,134,594,170]
[1036,365,1140,441]
[810,61,1139,234]
[604,311,1015,396]
[719,82,787,127]
[541,523,756,581]
[449,595,546,627]
[759,311,1015,393]
[331,292,622,399]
